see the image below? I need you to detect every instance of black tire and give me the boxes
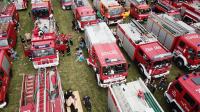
[138,65,144,76]
[117,40,122,47]
[176,58,184,68]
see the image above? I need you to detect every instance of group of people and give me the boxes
[144,76,168,94]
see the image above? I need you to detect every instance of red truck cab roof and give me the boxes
[94,43,126,66]
[32,2,49,9]
[140,42,172,61]
[181,33,200,51]
[177,73,200,104]
[76,7,95,17]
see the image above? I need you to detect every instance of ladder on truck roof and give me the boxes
[36,68,47,112]
[130,19,157,43]
[150,13,190,36]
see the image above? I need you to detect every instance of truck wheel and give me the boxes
[176,58,184,68]
[117,40,122,47]
[138,65,144,76]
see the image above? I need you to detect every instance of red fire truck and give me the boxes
[71,0,98,31]
[12,0,28,10]
[116,19,172,79]
[164,0,193,8]
[85,22,128,87]
[146,13,200,70]
[22,18,69,69]
[0,22,17,52]
[60,0,73,10]
[180,2,200,24]
[0,50,11,108]
[108,78,164,112]
[126,0,151,21]
[164,73,200,112]
[31,0,53,20]
[93,0,124,25]
[0,1,19,27]
[19,67,65,112]
[154,0,180,17]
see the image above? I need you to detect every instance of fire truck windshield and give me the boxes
[0,17,12,23]
[108,7,122,16]
[32,48,55,58]
[0,39,8,47]
[153,59,170,68]
[103,63,126,75]
[32,8,49,18]
[138,8,151,14]
[81,15,96,22]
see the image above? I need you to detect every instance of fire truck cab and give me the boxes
[0,22,17,52]
[0,50,11,108]
[85,22,128,87]
[93,0,124,25]
[71,0,97,31]
[126,0,151,21]
[19,67,65,112]
[147,13,200,70]
[165,73,200,112]
[31,0,53,20]
[116,19,172,79]
[154,0,180,18]
[61,0,73,10]
[108,78,164,112]
[0,1,19,27]
[11,0,28,10]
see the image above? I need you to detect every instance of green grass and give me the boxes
[0,0,183,112]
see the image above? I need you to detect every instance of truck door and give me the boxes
[181,93,196,111]
[136,49,147,65]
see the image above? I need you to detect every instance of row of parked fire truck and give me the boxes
[63,0,200,111]
[0,0,200,111]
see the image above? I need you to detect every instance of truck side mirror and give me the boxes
[96,68,99,74]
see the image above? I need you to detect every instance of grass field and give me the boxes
[0,0,183,112]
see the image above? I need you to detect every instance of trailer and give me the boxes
[93,0,124,25]
[31,0,53,20]
[116,19,172,79]
[127,0,151,21]
[0,50,11,108]
[19,67,65,112]
[0,22,17,52]
[85,22,128,87]
[12,0,28,10]
[108,78,164,112]
[71,0,98,31]
[146,13,200,70]
[165,72,200,112]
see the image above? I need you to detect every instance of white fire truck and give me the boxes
[116,19,172,79]
[85,22,128,87]
[146,13,200,70]
[108,78,164,112]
